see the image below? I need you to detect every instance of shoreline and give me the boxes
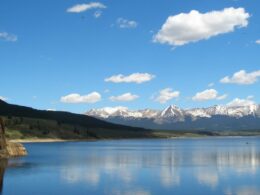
[8,138,94,143]
[8,135,260,143]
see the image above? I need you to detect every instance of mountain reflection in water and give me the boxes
[1,137,260,195]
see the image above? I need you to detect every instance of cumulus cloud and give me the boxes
[60,92,101,104]
[0,32,17,42]
[256,40,260,44]
[192,89,227,101]
[217,94,228,100]
[110,93,139,102]
[154,7,249,46]
[105,73,155,84]
[0,96,7,101]
[155,88,180,104]
[227,97,255,107]
[116,18,138,29]
[67,2,106,13]
[220,70,260,85]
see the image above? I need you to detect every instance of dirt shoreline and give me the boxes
[8,138,97,143]
[9,135,260,143]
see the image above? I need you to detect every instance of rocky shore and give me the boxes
[6,142,27,157]
[0,142,27,158]
[0,118,27,158]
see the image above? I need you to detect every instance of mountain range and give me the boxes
[86,104,260,131]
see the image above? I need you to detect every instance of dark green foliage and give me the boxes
[0,100,145,131]
[0,100,153,140]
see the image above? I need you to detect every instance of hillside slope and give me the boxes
[0,100,152,139]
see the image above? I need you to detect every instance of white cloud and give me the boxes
[67,2,106,13]
[60,92,101,104]
[94,10,102,18]
[0,96,7,101]
[105,73,155,84]
[208,83,214,87]
[154,7,249,46]
[220,70,260,85]
[216,94,228,100]
[0,32,17,42]
[110,93,139,102]
[116,18,138,29]
[227,97,255,107]
[256,40,260,44]
[192,89,227,101]
[247,95,254,99]
[155,88,180,104]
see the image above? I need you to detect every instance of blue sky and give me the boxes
[0,0,259,113]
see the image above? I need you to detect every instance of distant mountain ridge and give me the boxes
[86,104,260,131]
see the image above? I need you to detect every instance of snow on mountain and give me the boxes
[138,109,159,118]
[86,104,260,121]
[154,105,185,124]
[86,104,260,131]
[87,106,129,118]
[185,105,230,119]
[160,105,184,118]
[185,108,212,118]
[87,107,159,119]
[185,104,260,119]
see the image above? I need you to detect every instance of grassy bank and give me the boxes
[3,116,154,140]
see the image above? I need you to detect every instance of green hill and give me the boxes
[0,100,153,140]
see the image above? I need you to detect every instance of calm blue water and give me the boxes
[1,137,260,195]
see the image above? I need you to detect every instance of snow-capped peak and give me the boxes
[86,107,158,119]
[86,104,260,120]
[160,105,184,118]
[87,106,128,118]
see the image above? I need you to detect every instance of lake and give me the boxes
[1,137,260,195]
